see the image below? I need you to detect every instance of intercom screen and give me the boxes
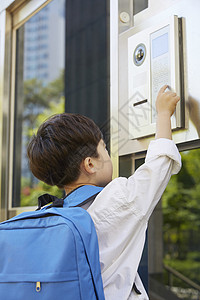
[152,32,169,58]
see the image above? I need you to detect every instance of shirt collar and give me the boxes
[63,185,103,207]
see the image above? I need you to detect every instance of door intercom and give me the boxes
[128,15,184,139]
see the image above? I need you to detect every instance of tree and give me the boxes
[162,149,200,259]
[20,71,65,206]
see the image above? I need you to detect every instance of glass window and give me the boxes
[133,0,148,16]
[13,0,66,207]
[149,148,200,299]
[119,156,149,291]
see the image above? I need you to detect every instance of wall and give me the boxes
[118,0,200,155]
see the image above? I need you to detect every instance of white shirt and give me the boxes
[88,138,181,300]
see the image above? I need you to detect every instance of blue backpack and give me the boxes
[0,185,105,300]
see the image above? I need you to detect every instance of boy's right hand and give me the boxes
[156,85,180,117]
[155,85,180,140]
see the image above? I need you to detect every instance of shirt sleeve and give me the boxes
[145,138,181,175]
[88,138,181,300]
[125,138,181,220]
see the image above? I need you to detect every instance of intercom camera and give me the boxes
[128,15,185,139]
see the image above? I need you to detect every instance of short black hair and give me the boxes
[27,113,103,188]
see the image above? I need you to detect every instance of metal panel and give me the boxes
[118,0,200,155]
[127,16,183,139]
[118,0,133,34]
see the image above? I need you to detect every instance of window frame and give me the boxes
[8,0,53,212]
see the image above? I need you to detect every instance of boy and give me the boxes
[27,85,181,299]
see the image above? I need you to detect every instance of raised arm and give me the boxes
[155,85,180,140]
[88,86,182,300]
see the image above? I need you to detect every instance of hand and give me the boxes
[155,85,180,140]
[156,85,180,117]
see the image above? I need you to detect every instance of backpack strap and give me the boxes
[36,194,64,210]
[74,192,100,208]
[63,185,104,208]
[36,185,103,211]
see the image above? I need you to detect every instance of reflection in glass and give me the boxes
[149,148,200,299]
[13,0,66,207]
[162,149,200,299]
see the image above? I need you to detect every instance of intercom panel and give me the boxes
[128,15,184,139]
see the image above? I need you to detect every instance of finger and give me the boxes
[175,96,180,103]
[158,85,168,94]
[165,91,177,97]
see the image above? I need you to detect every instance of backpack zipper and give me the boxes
[36,281,41,292]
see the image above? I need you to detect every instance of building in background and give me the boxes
[24,0,65,84]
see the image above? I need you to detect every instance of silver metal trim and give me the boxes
[13,0,52,29]
[0,10,12,221]
[110,0,119,178]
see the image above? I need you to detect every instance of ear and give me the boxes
[82,157,96,175]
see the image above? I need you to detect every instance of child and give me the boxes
[27,85,181,299]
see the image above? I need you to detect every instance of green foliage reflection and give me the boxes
[163,149,200,285]
[21,71,65,207]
